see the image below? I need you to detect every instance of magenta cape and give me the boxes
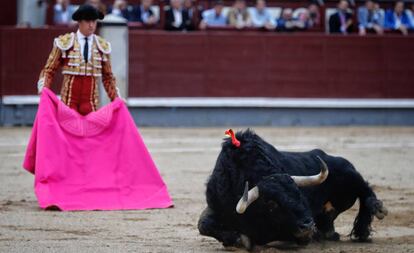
[23,88,173,211]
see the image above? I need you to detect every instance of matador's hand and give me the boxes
[116,87,127,104]
[37,78,45,94]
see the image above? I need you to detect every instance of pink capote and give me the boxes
[23,88,173,211]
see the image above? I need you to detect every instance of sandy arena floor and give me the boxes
[0,127,413,253]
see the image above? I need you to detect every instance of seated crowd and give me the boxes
[329,0,414,35]
[54,0,414,35]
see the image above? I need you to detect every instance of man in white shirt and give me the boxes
[199,0,227,29]
[132,0,158,25]
[53,0,77,25]
[250,0,275,30]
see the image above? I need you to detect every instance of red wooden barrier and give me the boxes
[1,28,413,98]
[128,30,414,98]
[0,27,74,95]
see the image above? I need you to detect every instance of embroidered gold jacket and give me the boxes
[38,32,118,108]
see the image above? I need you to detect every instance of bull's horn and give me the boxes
[291,156,329,187]
[236,182,259,214]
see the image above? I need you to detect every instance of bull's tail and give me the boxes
[350,180,388,241]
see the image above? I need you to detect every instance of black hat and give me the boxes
[72,4,104,21]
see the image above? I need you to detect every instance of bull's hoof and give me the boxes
[352,236,373,243]
[375,205,388,220]
[295,230,313,245]
[326,232,340,241]
[236,234,252,251]
[224,234,252,251]
[295,237,311,246]
[313,231,339,241]
[370,199,388,220]
[351,230,372,243]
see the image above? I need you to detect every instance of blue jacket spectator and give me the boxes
[384,1,412,35]
[357,0,384,35]
[250,0,275,30]
[202,9,227,26]
[277,8,306,32]
[384,10,411,29]
[199,0,227,29]
[109,0,134,21]
[131,0,158,25]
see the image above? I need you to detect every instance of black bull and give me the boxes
[198,129,387,249]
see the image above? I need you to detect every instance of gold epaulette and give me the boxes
[94,35,112,54]
[54,32,75,51]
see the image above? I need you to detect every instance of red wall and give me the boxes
[129,31,414,98]
[1,28,413,98]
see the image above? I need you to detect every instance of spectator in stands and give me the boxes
[295,8,312,29]
[250,0,276,30]
[228,0,252,29]
[131,0,158,25]
[329,0,353,34]
[307,2,321,28]
[164,0,194,31]
[357,0,384,35]
[276,8,305,32]
[183,0,199,29]
[384,0,412,35]
[87,0,107,15]
[184,0,194,19]
[374,2,385,22]
[199,0,227,29]
[54,0,77,25]
[110,0,134,21]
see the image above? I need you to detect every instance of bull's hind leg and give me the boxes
[198,207,252,249]
[351,192,388,242]
[339,166,388,242]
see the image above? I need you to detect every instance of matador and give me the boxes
[38,4,120,115]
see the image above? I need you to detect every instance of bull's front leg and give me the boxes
[198,207,252,249]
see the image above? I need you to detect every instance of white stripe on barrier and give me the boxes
[3,96,414,108]
[3,96,39,105]
[127,97,414,109]
[2,95,60,105]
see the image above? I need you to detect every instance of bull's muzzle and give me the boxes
[235,156,329,214]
